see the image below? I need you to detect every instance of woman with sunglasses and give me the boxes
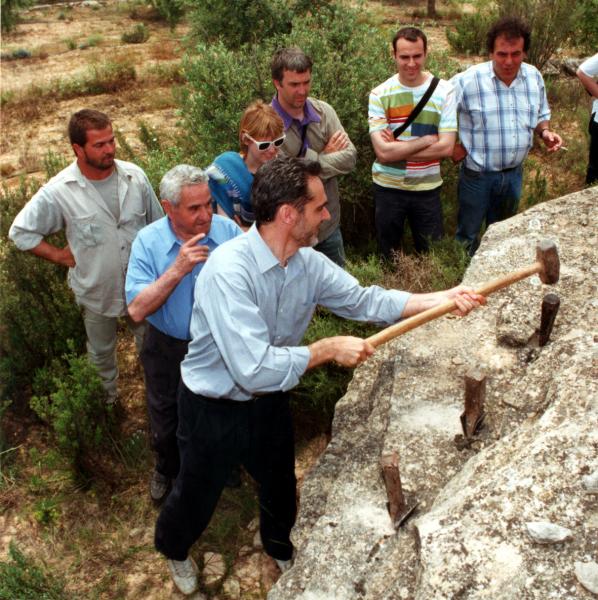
[207,100,285,230]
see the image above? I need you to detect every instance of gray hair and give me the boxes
[159,164,208,205]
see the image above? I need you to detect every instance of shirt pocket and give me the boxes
[123,209,147,229]
[71,214,102,247]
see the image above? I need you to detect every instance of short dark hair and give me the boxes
[252,156,322,226]
[486,16,531,54]
[270,47,313,82]
[392,26,427,54]
[68,109,112,146]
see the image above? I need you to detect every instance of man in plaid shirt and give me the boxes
[451,17,563,255]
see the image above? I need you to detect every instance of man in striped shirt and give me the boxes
[369,26,457,258]
[451,17,563,255]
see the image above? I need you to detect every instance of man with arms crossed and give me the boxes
[271,47,356,267]
[154,156,485,595]
[451,17,563,254]
[369,26,457,258]
[126,165,242,504]
[9,109,162,402]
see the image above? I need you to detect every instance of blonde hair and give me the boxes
[239,100,284,156]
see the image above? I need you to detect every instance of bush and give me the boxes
[0,179,86,406]
[30,342,114,477]
[0,0,33,33]
[121,23,150,44]
[79,34,103,49]
[150,0,184,30]
[497,0,581,70]
[0,542,71,600]
[446,0,583,70]
[446,10,494,55]
[187,0,334,49]
[578,0,598,54]
[2,61,137,119]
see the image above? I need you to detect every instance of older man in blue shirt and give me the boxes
[126,164,241,505]
[154,156,485,595]
[451,17,563,255]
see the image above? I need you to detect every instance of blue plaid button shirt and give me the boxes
[451,61,551,172]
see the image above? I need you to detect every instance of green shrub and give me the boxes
[446,0,583,69]
[497,0,581,70]
[578,0,598,54]
[150,0,184,30]
[446,10,494,55]
[0,179,86,405]
[30,342,114,476]
[0,542,71,600]
[79,34,103,49]
[121,23,149,44]
[0,0,33,33]
[187,0,334,49]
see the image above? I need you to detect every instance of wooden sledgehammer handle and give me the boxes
[366,241,559,349]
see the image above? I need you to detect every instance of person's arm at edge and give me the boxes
[577,65,598,99]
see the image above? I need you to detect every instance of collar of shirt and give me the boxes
[489,61,527,87]
[271,95,321,131]
[62,159,131,189]
[246,224,281,274]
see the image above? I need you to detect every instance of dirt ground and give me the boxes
[1,1,183,183]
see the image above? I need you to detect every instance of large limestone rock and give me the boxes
[270,188,598,600]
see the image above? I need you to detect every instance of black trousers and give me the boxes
[155,384,297,562]
[373,183,444,257]
[140,324,189,479]
[587,114,598,185]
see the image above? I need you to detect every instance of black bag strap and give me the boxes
[393,76,440,139]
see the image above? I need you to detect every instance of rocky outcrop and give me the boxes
[269,187,598,600]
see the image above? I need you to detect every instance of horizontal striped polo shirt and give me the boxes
[368,73,457,191]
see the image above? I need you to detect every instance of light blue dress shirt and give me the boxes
[451,61,551,172]
[125,215,242,340]
[181,225,411,400]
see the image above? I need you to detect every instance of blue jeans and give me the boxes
[456,165,523,255]
[314,225,346,267]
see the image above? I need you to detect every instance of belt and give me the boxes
[464,165,520,176]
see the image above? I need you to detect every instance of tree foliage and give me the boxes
[446,0,590,69]
[1,0,33,33]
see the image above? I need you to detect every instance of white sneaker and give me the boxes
[167,556,199,595]
[275,558,292,573]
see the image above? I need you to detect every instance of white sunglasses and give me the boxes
[245,133,286,152]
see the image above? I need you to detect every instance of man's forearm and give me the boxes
[401,291,448,317]
[128,266,185,322]
[30,240,74,268]
[408,139,455,161]
[373,135,435,163]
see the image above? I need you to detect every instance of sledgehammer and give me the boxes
[366,239,560,348]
